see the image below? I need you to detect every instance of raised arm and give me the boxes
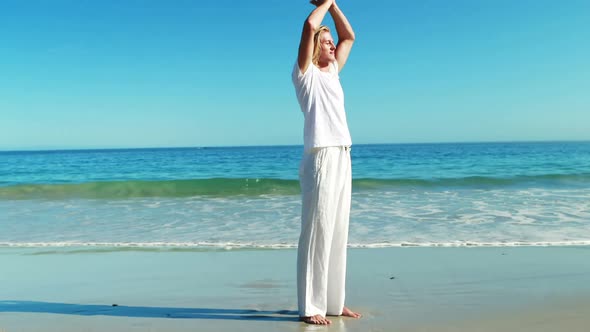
[329,1,355,72]
[297,0,334,73]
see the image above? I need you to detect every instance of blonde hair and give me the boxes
[312,25,331,66]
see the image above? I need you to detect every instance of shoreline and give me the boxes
[2,241,590,250]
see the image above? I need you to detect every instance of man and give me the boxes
[292,0,361,325]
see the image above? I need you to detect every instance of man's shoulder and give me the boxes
[331,60,339,73]
[293,62,318,87]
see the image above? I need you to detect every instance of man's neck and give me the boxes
[317,60,331,72]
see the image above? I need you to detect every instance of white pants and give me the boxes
[297,146,352,317]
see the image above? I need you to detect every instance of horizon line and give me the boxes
[1,139,589,153]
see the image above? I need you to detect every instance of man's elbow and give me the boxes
[347,31,356,42]
[341,33,355,44]
[304,19,319,33]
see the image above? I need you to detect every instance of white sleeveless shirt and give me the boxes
[292,61,352,153]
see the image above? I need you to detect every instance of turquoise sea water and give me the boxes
[1,142,590,249]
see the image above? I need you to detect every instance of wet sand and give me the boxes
[1,246,589,331]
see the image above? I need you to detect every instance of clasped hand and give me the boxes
[310,0,335,7]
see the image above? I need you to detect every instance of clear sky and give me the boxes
[2,0,589,150]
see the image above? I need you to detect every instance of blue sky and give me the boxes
[1,0,589,150]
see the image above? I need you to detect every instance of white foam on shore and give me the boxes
[1,240,590,250]
[2,188,589,248]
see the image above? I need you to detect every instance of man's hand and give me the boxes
[310,0,333,7]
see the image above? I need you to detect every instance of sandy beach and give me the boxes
[1,246,589,331]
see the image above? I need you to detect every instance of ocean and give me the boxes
[1,142,590,250]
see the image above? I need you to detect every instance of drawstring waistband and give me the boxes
[305,146,352,154]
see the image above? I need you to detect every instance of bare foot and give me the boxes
[341,306,361,318]
[300,314,332,325]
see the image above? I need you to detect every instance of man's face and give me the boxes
[318,31,336,64]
